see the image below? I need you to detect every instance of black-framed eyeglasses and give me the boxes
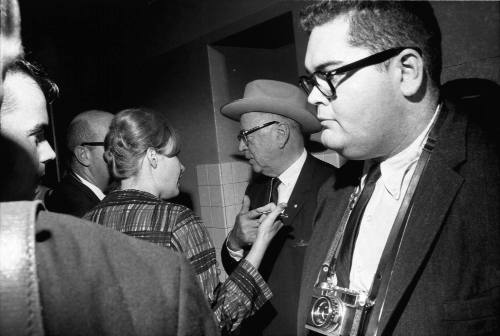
[237,121,279,145]
[80,142,105,147]
[299,47,421,99]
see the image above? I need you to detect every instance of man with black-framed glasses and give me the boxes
[220,79,336,336]
[296,1,500,336]
[45,110,113,216]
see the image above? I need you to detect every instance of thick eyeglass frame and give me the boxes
[237,121,279,145]
[299,47,421,99]
[80,142,105,147]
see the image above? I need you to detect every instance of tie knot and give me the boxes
[269,177,281,204]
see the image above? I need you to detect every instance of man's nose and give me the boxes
[39,140,56,163]
[238,138,248,152]
[307,86,330,107]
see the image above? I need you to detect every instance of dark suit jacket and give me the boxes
[36,210,219,336]
[298,100,500,336]
[222,154,336,336]
[45,172,101,217]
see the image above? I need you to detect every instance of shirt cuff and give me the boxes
[226,238,244,261]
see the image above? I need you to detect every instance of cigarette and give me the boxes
[259,209,288,218]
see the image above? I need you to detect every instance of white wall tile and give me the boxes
[198,186,210,206]
[207,163,221,185]
[222,183,235,206]
[311,152,324,161]
[200,206,212,227]
[206,227,216,245]
[234,182,248,204]
[224,205,237,229]
[209,185,223,206]
[226,221,235,235]
[231,161,252,182]
[220,162,233,185]
[208,227,227,250]
[210,206,226,229]
[323,152,347,168]
[196,164,209,186]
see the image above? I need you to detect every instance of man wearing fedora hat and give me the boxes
[220,79,336,336]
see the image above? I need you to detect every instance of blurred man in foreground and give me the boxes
[1,59,57,201]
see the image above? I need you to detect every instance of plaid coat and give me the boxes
[85,189,271,332]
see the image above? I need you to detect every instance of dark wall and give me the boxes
[130,41,219,212]
[17,0,500,210]
[211,44,299,163]
[18,1,150,185]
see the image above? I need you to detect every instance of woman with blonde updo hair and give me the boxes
[84,107,285,332]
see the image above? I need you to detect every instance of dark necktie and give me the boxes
[268,177,281,204]
[335,163,381,288]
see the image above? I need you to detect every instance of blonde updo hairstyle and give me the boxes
[104,107,180,180]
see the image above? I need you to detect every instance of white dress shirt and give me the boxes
[275,149,307,204]
[227,149,308,260]
[74,172,105,201]
[349,107,439,293]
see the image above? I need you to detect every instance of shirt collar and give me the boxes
[278,149,307,187]
[73,172,106,200]
[369,104,441,200]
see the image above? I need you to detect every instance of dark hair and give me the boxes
[4,58,60,103]
[300,0,442,85]
[104,107,180,180]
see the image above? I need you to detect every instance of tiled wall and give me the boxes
[196,161,252,279]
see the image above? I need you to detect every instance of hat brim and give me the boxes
[221,97,321,134]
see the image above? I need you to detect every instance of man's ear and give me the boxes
[275,123,290,149]
[74,146,90,167]
[396,49,425,97]
[146,147,158,169]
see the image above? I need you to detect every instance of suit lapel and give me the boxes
[283,155,315,225]
[377,157,463,332]
[69,172,101,204]
[297,161,362,335]
[378,102,467,333]
[298,182,354,334]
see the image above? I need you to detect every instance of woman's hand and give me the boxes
[244,202,287,269]
[255,202,287,245]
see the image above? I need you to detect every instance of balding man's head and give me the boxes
[67,110,114,191]
[67,110,114,152]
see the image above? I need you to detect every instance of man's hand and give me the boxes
[227,195,275,251]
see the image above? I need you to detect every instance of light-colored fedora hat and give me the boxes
[220,79,320,134]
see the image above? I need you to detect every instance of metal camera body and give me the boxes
[305,282,373,336]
